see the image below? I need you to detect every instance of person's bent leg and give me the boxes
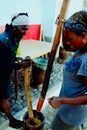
[0,99,24,129]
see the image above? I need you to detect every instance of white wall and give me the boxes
[0,0,56,41]
[40,0,57,41]
[0,0,43,24]
[66,0,83,18]
[0,0,85,42]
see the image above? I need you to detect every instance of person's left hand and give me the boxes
[19,57,32,69]
[48,96,63,109]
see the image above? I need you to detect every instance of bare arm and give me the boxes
[48,94,87,109]
[48,76,87,109]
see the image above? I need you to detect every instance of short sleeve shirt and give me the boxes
[58,51,87,126]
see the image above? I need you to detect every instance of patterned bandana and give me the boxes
[64,10,87,33]
[64,21,87,33]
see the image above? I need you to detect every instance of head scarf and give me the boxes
[64,10,87,33]
[11,12,29,26]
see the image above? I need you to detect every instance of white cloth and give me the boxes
[11,14,29,26]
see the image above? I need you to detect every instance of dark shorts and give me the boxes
[51,113,81,130]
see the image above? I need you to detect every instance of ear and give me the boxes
[82,32,87,44]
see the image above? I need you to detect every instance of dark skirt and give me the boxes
[0,70,13,99]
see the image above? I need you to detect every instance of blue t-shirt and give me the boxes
[58,51,87,126]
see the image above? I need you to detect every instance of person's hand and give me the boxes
[16,57,23,62]
[19,56,32,69]
[18,60,30,69]
[48,96,63,109]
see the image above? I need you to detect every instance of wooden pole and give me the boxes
[24,65,34,120]
[37,0,70,111]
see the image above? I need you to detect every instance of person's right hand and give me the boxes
[48,96,63,109]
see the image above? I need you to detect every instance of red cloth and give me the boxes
[0,24,41,40]
[22,24,41,40]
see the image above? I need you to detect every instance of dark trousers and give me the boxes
[51,114,81,130]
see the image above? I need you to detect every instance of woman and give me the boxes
[48,10,87,130]
[0,12,30,129]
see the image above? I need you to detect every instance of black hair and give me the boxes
[5,24,14,32]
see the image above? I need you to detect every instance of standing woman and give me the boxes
[48,10,87,130]
[0,13,30,128]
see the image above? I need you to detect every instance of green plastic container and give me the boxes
[32,57,48,86]
[33,57,48,70]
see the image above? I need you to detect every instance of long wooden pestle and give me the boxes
[37,0,70,111]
